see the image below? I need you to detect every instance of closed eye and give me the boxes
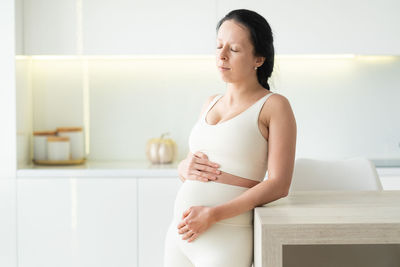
[216,46,237,52]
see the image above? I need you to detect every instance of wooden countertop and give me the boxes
[253,190,400,267]
[255,190,400,225]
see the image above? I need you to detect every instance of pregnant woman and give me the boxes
[164,9,297,267]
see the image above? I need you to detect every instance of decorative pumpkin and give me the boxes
[146,132,177,164]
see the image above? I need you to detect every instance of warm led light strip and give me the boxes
[15,54,398,60]
[277,54,356,59]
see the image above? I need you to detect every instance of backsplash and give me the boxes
[16,55,400,166]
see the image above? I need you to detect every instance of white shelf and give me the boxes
[17,160,179,178]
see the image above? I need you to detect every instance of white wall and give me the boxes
[276,56,400,160]
[16,55,400,163]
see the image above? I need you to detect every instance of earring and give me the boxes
[254,66,258,70]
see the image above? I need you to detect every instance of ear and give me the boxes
[255,56,265,68]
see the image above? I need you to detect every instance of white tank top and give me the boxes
[188,92,275,182]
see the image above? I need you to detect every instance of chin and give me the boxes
[219,74,234,83]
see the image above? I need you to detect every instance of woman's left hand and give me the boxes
[177,206,216,243]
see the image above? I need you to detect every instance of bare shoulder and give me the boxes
[270,93,292,111]
[197,94,220,121]
[261,92,295,123]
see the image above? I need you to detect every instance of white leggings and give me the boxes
[163,180,254,267]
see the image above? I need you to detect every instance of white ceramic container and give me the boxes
[56,127,85,160]
[33,131,57,160]
[47,136,71,161]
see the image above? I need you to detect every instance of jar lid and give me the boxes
[33,130,57,136]
[47,136,70,142]
[56,127,83,132]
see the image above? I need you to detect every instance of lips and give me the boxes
[218,66,230,70]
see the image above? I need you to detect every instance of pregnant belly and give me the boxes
[173,180,254,226]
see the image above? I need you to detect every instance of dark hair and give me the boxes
[216,9,274,90]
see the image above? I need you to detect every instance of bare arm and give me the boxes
[210,94,297,222]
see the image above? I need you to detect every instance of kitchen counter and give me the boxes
[17,160,179,177]
[16,160,400,190]
[17,160,400,176]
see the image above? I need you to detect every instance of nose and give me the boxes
[218,47,228,61]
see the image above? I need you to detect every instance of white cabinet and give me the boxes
[2,1,17,266]
[17,177,138,267]
[216,0,400,55]
[82,0,216,55]
[21,0,217,55]
[15,0,24,55]
[137,177,182,267]
[0,179,17,267]
[23,0,77,54]
[20,0,400,55]
[13,170,400,267]
[18,178,79,267]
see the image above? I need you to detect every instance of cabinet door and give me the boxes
[82,0,216,54]
[74,178,138,267]
[17,177,138,267]
[18,178,74,267]
[217,0,400,55]
[0,179,17,267]
[137,177,182,267]
[15,0,24,55]
[23,0,77,54]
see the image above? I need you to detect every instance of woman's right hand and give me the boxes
[178,151,221,182]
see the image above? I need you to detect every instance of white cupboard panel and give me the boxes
[216,0,400,55]
[82,0,217,55]
[75,178,138,267]
[0,179,17,267]
[1,0,17,177]
[23,0,77,54]
[15,0,24,54]
[20,0,400,55]
[138,177,182,267]
[18,178,76,267]
[18,178,138,267]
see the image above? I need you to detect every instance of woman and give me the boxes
[164,9,296,267]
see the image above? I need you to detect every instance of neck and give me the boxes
[224,78,268,106]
